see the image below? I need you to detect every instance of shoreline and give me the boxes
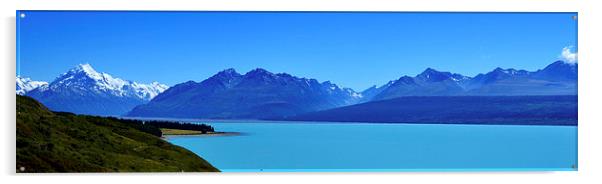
[162,131,242,138]
[133,117,576,127]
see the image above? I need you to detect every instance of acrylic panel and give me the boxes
[15,11,578,172]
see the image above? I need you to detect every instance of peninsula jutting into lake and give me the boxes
[17,11,577,172]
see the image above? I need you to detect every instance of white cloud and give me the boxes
[560,46,578,64]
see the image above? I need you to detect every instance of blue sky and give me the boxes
[17,11,577,90]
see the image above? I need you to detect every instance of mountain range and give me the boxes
[19,64,168,116]
[127,68,362,119]
[366,60,577,101]
[17,60,577,119]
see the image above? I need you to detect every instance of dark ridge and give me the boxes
[281,95,578,126]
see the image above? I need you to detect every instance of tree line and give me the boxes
[106,117,215,137]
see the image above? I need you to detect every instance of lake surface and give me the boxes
[165,121,577,172]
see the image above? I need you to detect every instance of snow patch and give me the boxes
[49,64,169,101]
[16,76,48,95]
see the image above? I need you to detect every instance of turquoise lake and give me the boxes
[165,121,577,172]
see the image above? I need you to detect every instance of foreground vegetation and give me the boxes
[16,95,218,172]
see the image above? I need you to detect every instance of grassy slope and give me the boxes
[16,95,218,172]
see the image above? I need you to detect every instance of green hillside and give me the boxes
[16,95,218,172]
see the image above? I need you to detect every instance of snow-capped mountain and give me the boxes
[128,68,361,119]
[45,64,168,101]
[16,76,48,95]
[25,64,168,116]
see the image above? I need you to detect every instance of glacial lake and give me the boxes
[165,121,577,172]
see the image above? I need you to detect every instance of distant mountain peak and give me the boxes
[489,67,531,77]
[75,63,95,72]
[396,76,415,84]
[397,75,413,80]
[492,67,512,75]
[551,60,577,67]
[206,68,244,88]
[55,64,122,90]
[211,68,242,80]
[533,60,577,81]
[16,76,48,95]
[418,68,442,77]
[418,68,446,76]
[24,63,171,115]
[68,63,104,80]
[44,63,169,101]
[423,67,438,73]
[416,68,458,82]
[243,68,280,83]
[469,67,525,86]
[420,68,463,81]
[246,68,273,76]
[217,68,240,75]
[561,60,578,65]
